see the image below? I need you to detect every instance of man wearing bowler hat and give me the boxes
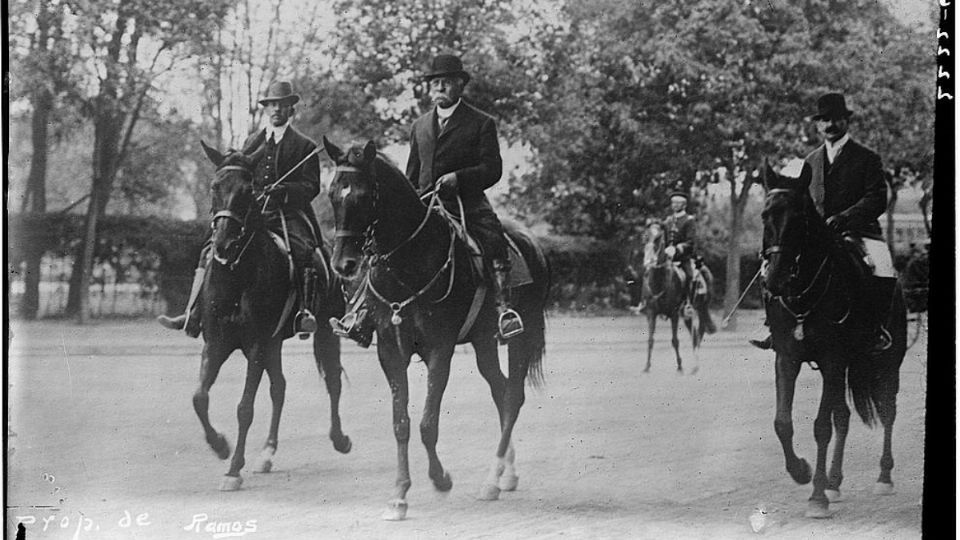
[158,81,324,338]
[751,92,896,353]
[331,53,522,346]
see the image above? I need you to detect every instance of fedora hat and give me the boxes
[258,81,300,106]
[811,92,853,120]
[422,54,470,84]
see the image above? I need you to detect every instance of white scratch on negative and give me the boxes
[60,332,73,394]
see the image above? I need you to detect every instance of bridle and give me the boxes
[332,163,457,326]
[761,188,849,334]
[210,164,258,270]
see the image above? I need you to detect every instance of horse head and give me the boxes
[643,218,665,267]
[323,137,379,280]
[760,161,821,297]
[201,140,263,268]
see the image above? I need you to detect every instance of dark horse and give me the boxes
[193,140,352,491]
[628,219,713,373]
[323,138,550,521]
[760,166,906,518]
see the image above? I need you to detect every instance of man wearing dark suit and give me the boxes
[752,92,895,352]
[158,81,323,337]
[331,54,522,346]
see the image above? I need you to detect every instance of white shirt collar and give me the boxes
[673,210,687,219]
[266,122,290,143]
[824,133,849,163]
[436,99,462,120]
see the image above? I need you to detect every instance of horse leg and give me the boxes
[314,327,351,454]
[221,353,266,491]
[873,375,898,495]
[805,364,845,518]
[773,354,811,486]
[379,344,412,521]
[670,314,683,373]
[473,338,509,500]
[645,312,656,373]
[254,342,285,474]
[418,345,456,494]
[825,395,851,502]
[193,342,231,460]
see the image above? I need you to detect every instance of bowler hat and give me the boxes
[258,81,300,106]
[811,92,853,120]
[422,54,471,84]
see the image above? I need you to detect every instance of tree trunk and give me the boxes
[886,187,898,255]
[20,89,53,319]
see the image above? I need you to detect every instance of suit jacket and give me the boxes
[801,138,886,240]
[664,212,696,260]
[405,100,502,214]
[243,126,321,217]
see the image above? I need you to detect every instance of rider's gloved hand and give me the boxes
[437,173,459,199]
[665,245,677,258]
[264,183,288,203]
[825,214,848,233]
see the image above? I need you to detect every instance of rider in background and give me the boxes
[663,191,698,309]
[751,92,895,352]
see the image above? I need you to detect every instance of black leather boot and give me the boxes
[157,266,204,338]
[294,268,318,339]
[329,297,374,348]
[867,277,896,353]
[492,259,523,341]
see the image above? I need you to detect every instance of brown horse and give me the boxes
[192,141,351,491]
[760,166,906,518]
[629,220,713,373]
[323,138,550,521]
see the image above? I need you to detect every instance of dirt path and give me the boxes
[6,312,926,539]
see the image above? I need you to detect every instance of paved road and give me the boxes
[6,311,927,539]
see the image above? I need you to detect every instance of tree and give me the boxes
[47,0,233,321]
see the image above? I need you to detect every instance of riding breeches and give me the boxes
[464,206,508,264]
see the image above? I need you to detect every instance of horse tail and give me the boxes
[847,359,878,427]
[847,283,908,428]
[507,226,550,389]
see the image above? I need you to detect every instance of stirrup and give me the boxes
[329,309,361,338]
[871,326,893,353]
[295,310,318,340]
[498,309,524,340]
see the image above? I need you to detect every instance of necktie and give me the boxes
[438,116,448,131]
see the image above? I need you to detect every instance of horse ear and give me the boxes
[201,140,225,167]
[322,136,343,163]
[363,140,377,161]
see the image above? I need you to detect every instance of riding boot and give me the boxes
[867,276,896,354]
[294,268,319,339]
[329,293,374,348]
[157,265,204,338]
[492,259,524,341]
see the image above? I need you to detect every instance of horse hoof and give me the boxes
[825,489,843,502]
[432,471,453,492]
[209,434,231,460]
[790,458,812,485]
[254,457,273,474]
[478,484,501,501]
[498,474,519,492]
[873,482,895,496]
[333,435,352,454]
[643,367,651,373]
[804,499,832,519]
[219,475,243,491]
[381,499,408,521]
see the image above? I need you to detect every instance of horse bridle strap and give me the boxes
[212,209,244,227]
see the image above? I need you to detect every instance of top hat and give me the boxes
[258,81,300,106]
[811,92,853,120]
[422,54,471,84]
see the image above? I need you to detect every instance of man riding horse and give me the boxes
[663,190,701,309]
[331,54,523,347]
[158,81,323,338]
[751,92,896,353]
